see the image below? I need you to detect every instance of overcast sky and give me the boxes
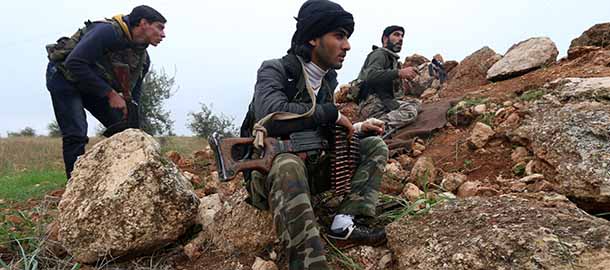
[1,0,608,136]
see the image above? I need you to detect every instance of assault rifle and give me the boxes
[102,63,140,137]
[208,131,328,181]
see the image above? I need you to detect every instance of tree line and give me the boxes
[6,68,236,138]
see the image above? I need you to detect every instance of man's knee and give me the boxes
[361,136,388,158]
[269,153,309,190]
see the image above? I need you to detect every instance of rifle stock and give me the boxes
[208,132,279,181]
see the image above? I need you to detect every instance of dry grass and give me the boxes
[0,136,207,175]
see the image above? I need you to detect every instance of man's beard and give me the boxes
[387,40,402,53]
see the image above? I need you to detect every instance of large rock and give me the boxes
[569,23,610,50]
[446,46,501,90]
[202,188,275,254]
[487,37,559,82]
[58,129,200,263]
[387,193,610,269]
[403,53,430,68]
[511,77,610,212]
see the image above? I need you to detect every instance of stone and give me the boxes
[420,88,438,100]
[567,45,602,60]
[525,159,543,175]
[444,60,459,76]
[511,147,530,163]
[441,173,467,193]
[198,194,222,227]
[468,122,495,149]
[58,129,199,263]
[402,183,424,202]
[518,173,545,184]
[403,53,430,68]
[386,193,610,269]
[252,257,278,270]
[409,157,437,187]
[456,181,480,198]
[385,162,407,181]
[446,46,502,90]
[397,155,414,171]
[569,23,610,50]
[487,37,559,81]
[202,188,274,254]
[511,77,610,212]
[472,104,487,115]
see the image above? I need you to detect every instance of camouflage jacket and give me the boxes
[357,45,402,111]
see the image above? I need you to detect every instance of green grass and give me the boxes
[0,170,66,202]
[447,97,487,116]
[519,89,545,101]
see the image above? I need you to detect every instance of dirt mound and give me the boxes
[387,193,610,270]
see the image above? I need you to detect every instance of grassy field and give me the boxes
[0,135,207,203]
[0,135,207,268]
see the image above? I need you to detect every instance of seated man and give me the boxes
[240,1,389,269]
[357,25,422,132]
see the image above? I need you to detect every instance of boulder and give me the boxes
[444,60,459,76]
[569,23,610,50]
[567,45,602,60]
[387,193,610,269]
[446,47,501,90]
[487,37,559,82]
[403,53,430,68]
[511,77,610,212]
[202,188,275,254]
[58,129,200,263]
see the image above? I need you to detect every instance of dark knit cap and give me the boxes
[128,5,166,26]
[288,0,354,58]
[381,25,404,43]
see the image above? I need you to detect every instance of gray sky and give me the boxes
[1,0,608,136]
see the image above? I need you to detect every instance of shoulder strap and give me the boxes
[252,55,318,149]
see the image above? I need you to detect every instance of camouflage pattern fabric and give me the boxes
[358,95,422,130]
[248,136,388,270]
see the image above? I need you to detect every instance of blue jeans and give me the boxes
[46,62,123,179]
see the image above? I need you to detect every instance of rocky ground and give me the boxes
[2,23,610,270]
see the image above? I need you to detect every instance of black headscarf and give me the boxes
[288,0,354,61]
[381,25,404,43]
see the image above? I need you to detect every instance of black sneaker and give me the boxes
[327,224,387,248]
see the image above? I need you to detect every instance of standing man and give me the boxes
[241,1,388,269]
[45,5,166,179]
[357,25,422,131]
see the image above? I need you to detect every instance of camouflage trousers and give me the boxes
[358,95,422,130]
[249,136,388,270]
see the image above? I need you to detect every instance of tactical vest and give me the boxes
[46,16,148,94]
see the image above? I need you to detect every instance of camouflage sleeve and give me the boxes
[252,60,338,137]
[361,50,399,86]
[131,52,150,103]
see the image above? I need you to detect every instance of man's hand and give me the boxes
[107,90,127,119]
[336,114,354,139]
[361,119,384,135]
[354,118,384,136]
[398,66,418,80]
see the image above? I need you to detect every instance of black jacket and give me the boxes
[245,54,339,138]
